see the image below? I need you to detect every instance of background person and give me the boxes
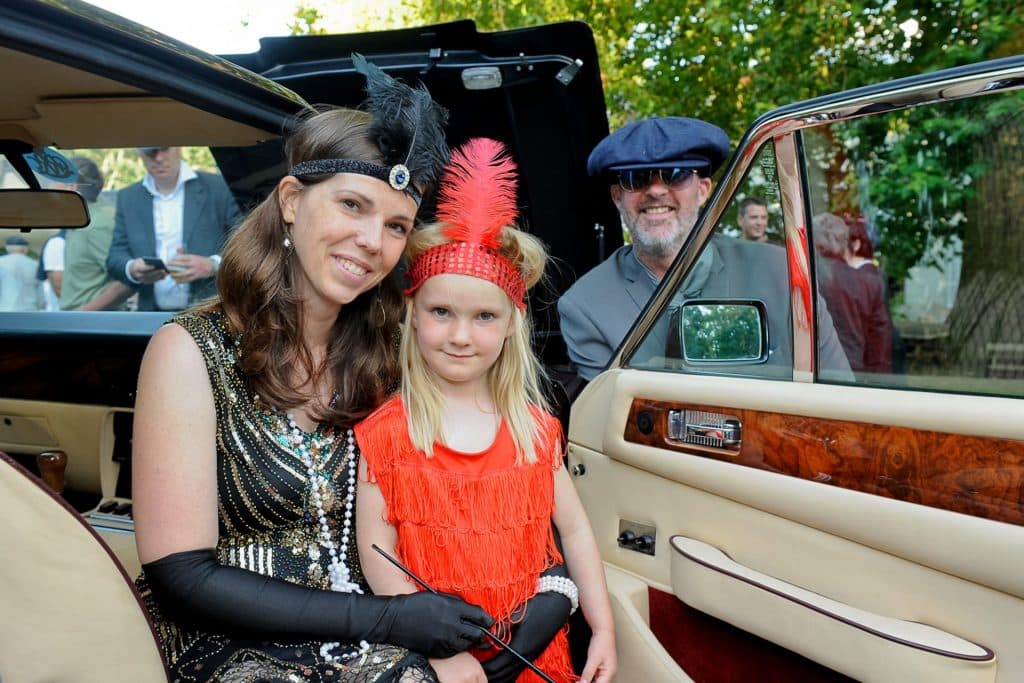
[738,195,770,242]
[357,138,616,683]
[0,235,43,311]
[843,213,905,372]
[106,146,241,311]
[132,60,493,682]
[60,157,134,311]
[36,228,65,310]
[813,212,893,374]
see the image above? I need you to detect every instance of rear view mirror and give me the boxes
[0,189,90,230]
[680,300,768,363]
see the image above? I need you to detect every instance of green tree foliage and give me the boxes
[289,4,329,35]
[681,303,763,360]
[399,0,1021,140]
[392,0,1022,297]
[69,147,218,194]
[818,90,1023,287]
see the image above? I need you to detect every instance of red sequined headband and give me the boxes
[404,138,527,309]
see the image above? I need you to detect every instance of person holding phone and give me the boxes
[106,146,242,311]
[141,257,188,279]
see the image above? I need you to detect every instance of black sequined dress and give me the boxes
[137,310,434,683]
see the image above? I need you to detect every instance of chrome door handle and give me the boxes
[668,409,742,449]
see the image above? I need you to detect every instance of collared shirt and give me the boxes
[124,161,197,310]
[40,233,66,311]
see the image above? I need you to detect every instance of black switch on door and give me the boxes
[634,534,655,553]
[637,411,654,434]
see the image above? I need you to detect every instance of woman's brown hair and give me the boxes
[208,108,406,427]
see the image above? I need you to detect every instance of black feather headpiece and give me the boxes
[288,53,449,206]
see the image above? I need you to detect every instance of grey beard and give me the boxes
[628,228,682,261]
[624,208,696,262]
[622,218,688,264]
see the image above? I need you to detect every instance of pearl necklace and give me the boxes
[284,414,370,663]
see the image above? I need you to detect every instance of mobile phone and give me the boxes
[142,257,167,270]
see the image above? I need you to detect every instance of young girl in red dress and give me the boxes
[355,138,616,683]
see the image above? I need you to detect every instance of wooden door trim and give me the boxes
[625,397,1024,526]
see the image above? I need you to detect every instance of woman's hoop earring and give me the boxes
[371,287,387,328]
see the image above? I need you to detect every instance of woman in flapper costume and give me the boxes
[132,56,494,682]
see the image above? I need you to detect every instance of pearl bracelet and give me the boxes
[537,574,579,615]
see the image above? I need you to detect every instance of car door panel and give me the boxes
[0,398,124,497]
[568,369,1024,682]
[623,398,1024,527]
[646,582,855,683]
[605,563,695,683]
[0,396,142,576]
[669,535,995,683]
[0,325,151,577]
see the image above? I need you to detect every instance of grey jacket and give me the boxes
[558,236,851,380]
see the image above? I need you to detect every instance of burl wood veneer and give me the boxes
[625,398,1024,525]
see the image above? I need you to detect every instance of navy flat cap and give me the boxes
[587,116,730,177]
[5,235,29,247]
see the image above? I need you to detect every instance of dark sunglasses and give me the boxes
[616,167,697,192]
[139,147,170,159]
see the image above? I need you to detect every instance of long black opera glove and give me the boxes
[482,525,573,683]
[143,548,494,659]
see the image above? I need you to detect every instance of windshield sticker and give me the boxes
[23,148,78,182]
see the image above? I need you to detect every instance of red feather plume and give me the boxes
[436,138,518,250]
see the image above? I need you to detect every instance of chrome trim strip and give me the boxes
[774,132,814,381]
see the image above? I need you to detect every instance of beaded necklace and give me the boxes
[280,409,371,662]
[230,322,372,662]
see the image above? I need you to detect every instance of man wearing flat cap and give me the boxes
[558,117,850,381]
[558,117,730,380]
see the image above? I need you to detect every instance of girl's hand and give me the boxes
[428,651,487,683]
[579,629,617,683]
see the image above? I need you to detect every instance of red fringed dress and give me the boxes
[355,396,575,683]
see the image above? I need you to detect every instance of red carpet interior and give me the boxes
[648,587,856,682]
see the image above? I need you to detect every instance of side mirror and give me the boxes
[679,300,769,364]
[0,189,90,230]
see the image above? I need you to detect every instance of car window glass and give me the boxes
[0,147,237,314]
[805,87,1024,397]
[1,159,31,189]
[627,141,794,379]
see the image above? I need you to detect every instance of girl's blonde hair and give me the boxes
[400,222,550,463]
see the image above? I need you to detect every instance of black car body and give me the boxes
[221,20,620,365]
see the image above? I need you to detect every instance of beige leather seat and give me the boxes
[0,451,168,682]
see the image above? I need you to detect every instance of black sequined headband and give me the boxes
[289,159,421,205]
[286,54,448,208]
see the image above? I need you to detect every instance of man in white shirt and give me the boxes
[38,229,66,310]
[106,147,242,311]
